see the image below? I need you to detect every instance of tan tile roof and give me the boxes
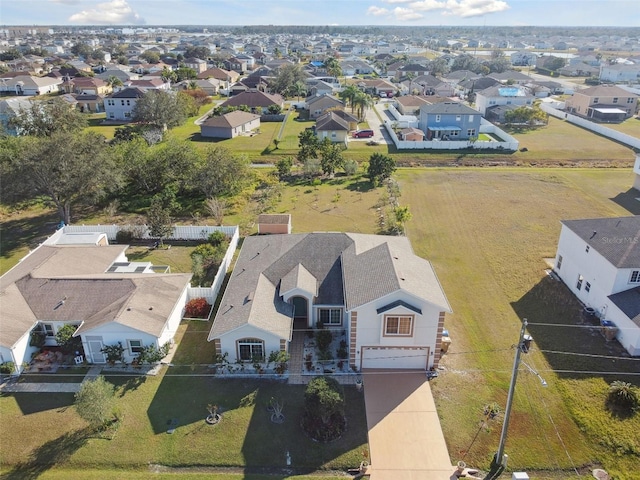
[257,214,290,225]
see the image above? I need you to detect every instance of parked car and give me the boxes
[353,129,374,138]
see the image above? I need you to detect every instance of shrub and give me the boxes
[316,329,333,353]
[184,297,212,318]
[29,328,46,347]
[301,376,346,442]
[207,230,227,247]
[55,324,81,354]
[343,158,358,176]
[137,342,170,364]
[101,342,124,365]
[75,375,116,429]
[337,339,348,359]
[608,381,639,413]
[115,229,134,244]
[0,361,16,374]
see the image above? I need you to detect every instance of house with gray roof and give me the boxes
[0,233,191,373]
[200,110,260,139]
[553,216,640,356]
[418,102,482,141]
[208,233,451,371]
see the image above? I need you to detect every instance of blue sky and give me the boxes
[2,0,639,27]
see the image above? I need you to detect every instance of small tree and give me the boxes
[147,197,173,246]
[276,157,294,179]
[204,197,225,225]
[101,343,125,365]
[367,153,396,186]
[75,376,116,429]
[185,297,212,318]
[302,376,346,442]
[137,343,171,364]
[55,324,81,354]
[608,381,639,413]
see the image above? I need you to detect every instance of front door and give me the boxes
[86,336,106,363]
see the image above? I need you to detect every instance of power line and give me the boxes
[539,349,640,361]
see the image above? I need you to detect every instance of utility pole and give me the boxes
[494,319,532,467]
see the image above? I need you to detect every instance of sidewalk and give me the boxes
[0,365,103,394]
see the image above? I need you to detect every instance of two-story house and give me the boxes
[104,87,145,121]
[565,85,638,122]
[553,216,640,356]
[208,233,451,371]
[418,102,482,141]
[475,85,534,116]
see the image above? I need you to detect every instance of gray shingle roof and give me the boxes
[208,233,451,341]
[608,287,640,327]
[419,102,480,116]
[201,110,259,128]
[561,216,640,268]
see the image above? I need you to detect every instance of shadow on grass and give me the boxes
[2,427,90,480]
[611,188,640,215]
[4,392,75,415]
[511,276,639,385]
[0,210,59,262]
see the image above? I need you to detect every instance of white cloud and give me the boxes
[50,0,82,4]
[68,0,146,24]
[443,0,510,18]
[408,0,447,12]
[367,6,390,16]
[394,6,424,20]
[381,0,413,3]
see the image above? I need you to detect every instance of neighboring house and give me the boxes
[197,67,240,84]
[0,97,32,135]
[176,78,221,96]
[394,95,431,115]
[220,90,284,114]
[72,93,105,113]
[400,127,425,141]
[510,51,538,66]
[125,78,171,91]
[599,64,640,83]
[488,70,532,85]
[61,76,111,95]
[305,79,336,97]
[257,214,292,235]
[475,85,534,116]
[104,87,145,121]
[0,75,62,96]
[553,216,640,356]
[456,77,500,98]
[305,94,344,119]
[96,68,139,83]
[565,85,638,122]
[183,57,207,74]
[357,79,397,97]
[340,59,374,76]
[200,111,261,139]
[418,102,482,141]
[315,110,358,144]
[0,233,191,374]
[207,233,451,371]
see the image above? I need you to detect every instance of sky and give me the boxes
[1,0,639,27]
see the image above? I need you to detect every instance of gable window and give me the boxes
[435,115,441,122]
[613,97,618,104]
[384,315,413,336]
[319,308,342,326]
[41,323,55,337]
[238,338,264,361]
[557,255,563,269]
[630,270,640,284]
[121,100,125,106]
[627,98,635,104]
[576,274,584,290]
[128,339,143,354]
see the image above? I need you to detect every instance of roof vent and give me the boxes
[127,307,131,311]
[149,306,153,310]
[590,230,597,239]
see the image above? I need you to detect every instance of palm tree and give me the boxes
[106,75,123,89]
[352,91,374,122]
[288,80,307,101]
[324,56,342,82]
[339,84,360,114]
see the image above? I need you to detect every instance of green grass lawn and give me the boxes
[0,372,368,475]
[602,116,640,137]
[397,168,639,478]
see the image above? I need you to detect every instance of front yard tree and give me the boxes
[132,90,188,131]
[74,376,116,429]
[319,139,344,176]
[1,131,117,225]
[297,129,321,163]
[9,97,87,137]
[301,376,346,442]
[192,146,251,198]
[367,153,396,186]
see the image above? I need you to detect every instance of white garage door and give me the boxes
[361,346,429,370]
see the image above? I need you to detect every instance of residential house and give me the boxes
[0,233,191,374]
[475,85,534,116]
[553,216,640,356]
[400,127,425,141]
[394,95,431,115]
[407,75,455,97]
[220,90,284,114]
[510,51,538,66]
[183,57,207,74]
[306,79,336,97]
[207,233,451,371]
[418,102,482,141]
[599,64,640,83]
[395,63,430,80]
[0,97,32,135]
[61,76,111,95]
[72,94,105,113]
[305,94,344,119]
[456,76,500,98]
[357,79,396,97]
[104,87,145,121]
[340,59,374,76]
[634,154,640,191]
[565,85,638,122]
[197,67,240,84]
[0,75,62,96]
[315,110,357,144]
[176,78,221,96]
[96,68,139,83]
[200,111,261,139]
[125,78,171,91]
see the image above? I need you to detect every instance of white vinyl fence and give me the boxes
[540,103,640,150]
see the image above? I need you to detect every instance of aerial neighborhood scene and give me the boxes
[1,0,640,479]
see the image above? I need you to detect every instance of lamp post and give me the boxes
[494,319,533,467]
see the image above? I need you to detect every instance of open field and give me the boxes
[397,168,640,478]
[603,116,640,137]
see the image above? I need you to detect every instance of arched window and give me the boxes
[237,338,264,361]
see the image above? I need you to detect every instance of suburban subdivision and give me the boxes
[1,15,639,480]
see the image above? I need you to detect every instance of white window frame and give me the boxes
[435,115,441,122]
[630,270,640,284]
[42,323,55,337]
[384,315,414,337]
[319,308,342,326]
[576,274,584,290]
[128,339,143,354]
[585,282,591,293]
[237,338,264,361]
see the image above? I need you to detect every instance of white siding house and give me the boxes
[553,216,640,356]
[634,154,640,192]
[104,87,145,121]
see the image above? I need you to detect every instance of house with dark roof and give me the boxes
[475,85,534,116]
[315,110,358,144]
[220,90,284,114]
[418,102,482,141]
[0,233,191,373]
[104,87,145,121]
[200,110,261,139]
[305,94,344,119]
[553,216,640,356]
[208,233,451,371]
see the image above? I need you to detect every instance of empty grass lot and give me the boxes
[397,168,639,478]
[602,115,640,137]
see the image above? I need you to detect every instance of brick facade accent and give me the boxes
[432,311,446,368]
[349,311,358,369]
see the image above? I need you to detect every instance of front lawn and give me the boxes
[0,373,368,474]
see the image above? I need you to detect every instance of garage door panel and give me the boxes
[361,346,428,370]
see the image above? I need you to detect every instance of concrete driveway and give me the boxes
[363,371,456,480]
